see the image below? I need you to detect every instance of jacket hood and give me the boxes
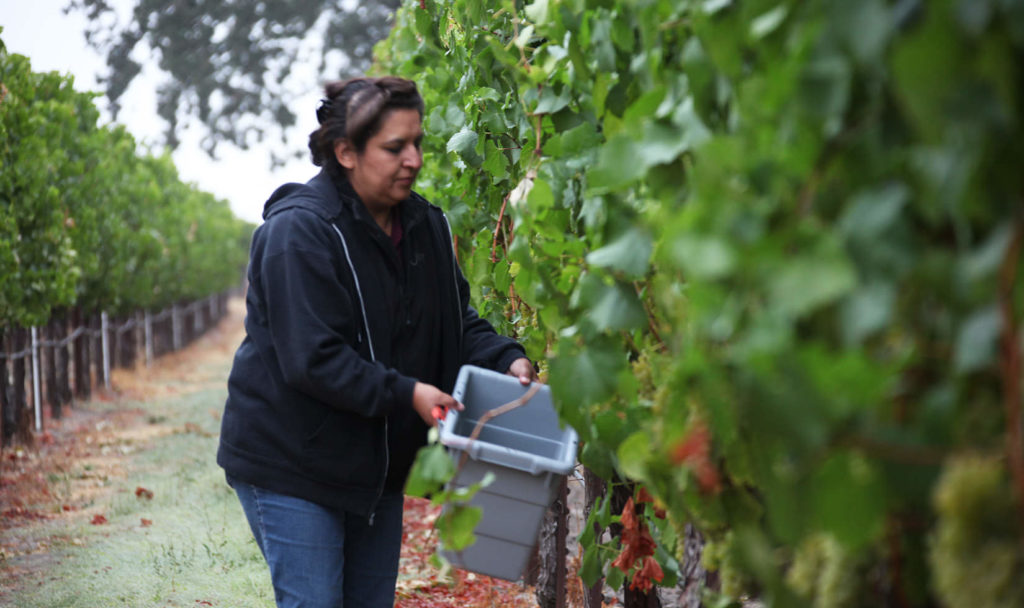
[262,170,341,221]
[264,169,436,235]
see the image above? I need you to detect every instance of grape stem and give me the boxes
[633,281,667,351]
[490,189,513,263]
[999,219,1024,535]
[887,516,910,608]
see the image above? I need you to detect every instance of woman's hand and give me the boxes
[412,382,462,427]
[506,357,538,386]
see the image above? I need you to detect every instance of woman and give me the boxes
[217,76,535,608]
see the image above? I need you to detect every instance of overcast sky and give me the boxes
[0,0,322,224]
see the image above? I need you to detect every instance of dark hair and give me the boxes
[308,76,424,178]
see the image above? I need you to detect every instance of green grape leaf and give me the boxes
[839,183,908,241]
[605,562,625,590]
[749,6,787,40]
[482,140,510,178]
[535,86,571,114]
[581,440,616,480]
[586,227,653,278]
[669,235,736,280]
[446,127,478,155]
[550,340,625,413]
[811,453,885,549]
[954,306,1001,374]
[588,282,647,331]
[588,134,646,190]
[617,431,651,481]
[580,545,603,587]
[839,281,895,345]
[437,504,482,551]
[769,253,856,318]
[405,442,454,498]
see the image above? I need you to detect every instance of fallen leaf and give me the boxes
[135,486,154,500]
[141,518,153,527]
[90,514,108,525]
[183,422,214,437]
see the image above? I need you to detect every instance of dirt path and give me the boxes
[0,298,537,607]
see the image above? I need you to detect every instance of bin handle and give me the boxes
[455,382,544,475]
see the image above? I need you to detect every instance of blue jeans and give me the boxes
[228,476,404,608]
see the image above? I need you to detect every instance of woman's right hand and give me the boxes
[412,382,463,427]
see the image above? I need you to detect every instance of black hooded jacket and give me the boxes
[217,170,525,516]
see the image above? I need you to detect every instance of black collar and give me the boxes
[326,171,429,234]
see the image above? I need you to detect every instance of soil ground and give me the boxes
[0,298,536,607]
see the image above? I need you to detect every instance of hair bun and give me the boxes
[315,98,333,124]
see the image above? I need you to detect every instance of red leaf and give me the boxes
[620,497,637,531]
[141,518,153,527]
[630,556,665,592]
[612,497,658,578]
[670,423,710,464]
[694,460,722,494]
[670,422,722,494]
[91,514,108,525]
[135,486,154,500]
[636,486,667,519]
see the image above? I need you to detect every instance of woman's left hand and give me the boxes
[506,357,538,386]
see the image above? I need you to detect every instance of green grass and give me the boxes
[4,384,275,608]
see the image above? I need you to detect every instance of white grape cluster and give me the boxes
[930,456,1024,608]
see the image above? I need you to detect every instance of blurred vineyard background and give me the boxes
[1,37,253,445]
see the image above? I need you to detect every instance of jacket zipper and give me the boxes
[369,416,389,526]
[331,222,388,523]
[442,216,464,351]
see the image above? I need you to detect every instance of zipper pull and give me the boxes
[368,511,376,527]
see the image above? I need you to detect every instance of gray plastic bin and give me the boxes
[438,365,578,581]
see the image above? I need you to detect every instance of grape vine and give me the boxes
[1,35,253,328]
[378,0,1023,604]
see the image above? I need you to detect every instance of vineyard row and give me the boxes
[0,290,236,447]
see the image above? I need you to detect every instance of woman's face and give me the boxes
[335,108,423,211]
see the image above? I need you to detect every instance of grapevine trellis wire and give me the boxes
[0,290,236,444]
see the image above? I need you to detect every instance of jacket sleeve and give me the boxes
[453,249,528,374]
[255,210,416,417]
